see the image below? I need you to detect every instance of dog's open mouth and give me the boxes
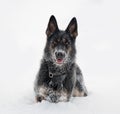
[56,58,64,64]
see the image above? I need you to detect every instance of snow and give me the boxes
[0,0,120,114]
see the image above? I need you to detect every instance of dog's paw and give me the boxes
[35,96,44,103]
[83,90,88,97]
[47,91,59,103]
[50,94,58,103]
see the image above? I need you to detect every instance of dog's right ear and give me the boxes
[46,15,59,37]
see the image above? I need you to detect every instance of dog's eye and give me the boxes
[64,41,70,47]
[63,39,69,45]
[51,41,57,47]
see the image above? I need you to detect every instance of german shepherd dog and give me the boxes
[34,15,88,103]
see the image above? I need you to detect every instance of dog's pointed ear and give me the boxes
[46,15,59,37]
[66,17,78,38]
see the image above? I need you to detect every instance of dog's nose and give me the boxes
[55,52,65,58]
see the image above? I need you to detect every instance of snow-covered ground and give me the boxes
[0,0,120,114]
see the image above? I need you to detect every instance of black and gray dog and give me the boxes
[34,15,88,103]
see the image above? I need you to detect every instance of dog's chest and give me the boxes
[44,64,67,89]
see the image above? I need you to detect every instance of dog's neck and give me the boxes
[43,59,74,76]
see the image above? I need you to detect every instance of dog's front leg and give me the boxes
[59,73,76,102]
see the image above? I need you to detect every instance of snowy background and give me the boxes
[0,0,120,114]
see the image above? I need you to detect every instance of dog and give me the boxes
[34,15,88,103]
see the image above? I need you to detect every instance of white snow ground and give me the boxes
[0,0,120,114]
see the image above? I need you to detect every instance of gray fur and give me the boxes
[34,15,88,103]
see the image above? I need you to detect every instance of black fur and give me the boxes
[34,15,88,103]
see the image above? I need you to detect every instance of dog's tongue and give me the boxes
[56,59,63,64]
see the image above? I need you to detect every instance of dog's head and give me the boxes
[44,15,78,65]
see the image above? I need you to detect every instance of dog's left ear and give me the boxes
[66,17,78,38]
[46,15,59,37]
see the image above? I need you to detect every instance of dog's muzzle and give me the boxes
[55,51,65,64]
